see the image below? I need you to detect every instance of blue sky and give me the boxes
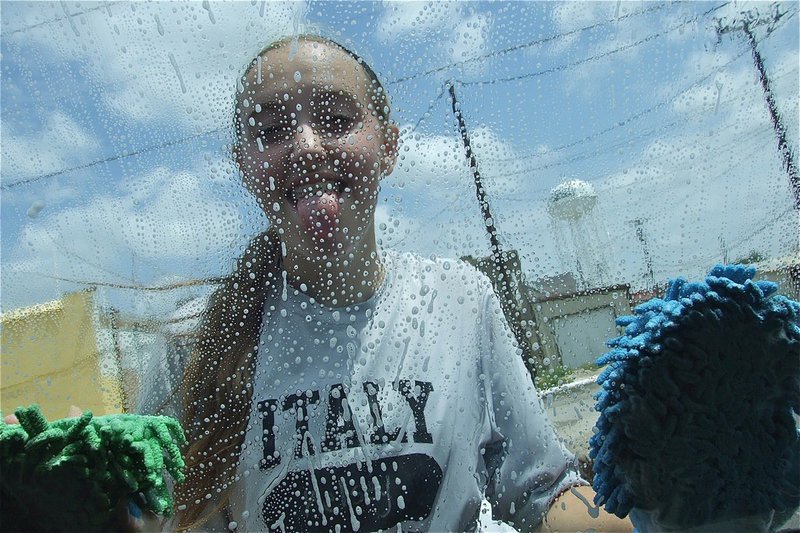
[2,1,798,315]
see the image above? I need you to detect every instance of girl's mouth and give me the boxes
[293,179,346,240]
[287,180,350,207]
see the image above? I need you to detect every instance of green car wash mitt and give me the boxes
[1,405,185,532]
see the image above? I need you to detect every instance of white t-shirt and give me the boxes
[221,251,584,532]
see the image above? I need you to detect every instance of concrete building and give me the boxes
[531,284,631,371]
[463,249,631,376]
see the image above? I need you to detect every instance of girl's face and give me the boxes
[235,40,398,261]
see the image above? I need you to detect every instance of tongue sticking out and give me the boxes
[297,189,342,239]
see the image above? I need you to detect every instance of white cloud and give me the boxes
[377,1,462,41]
[544,2,656,94]
[388,124,526,201]
[549,2,616,54]
[545,3,721,95]
[447,13,491,71]
[5,2,306,133]
[388,129,468,198]
[377,124,555,262]
[2,112,100,185]
[2,160,259,311]
[591,112,796,286]
[378,2,492,79]
[4,1,796,309]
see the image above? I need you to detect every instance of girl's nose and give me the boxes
[290,123,329,167]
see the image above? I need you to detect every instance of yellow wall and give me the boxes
[1,290,123,420]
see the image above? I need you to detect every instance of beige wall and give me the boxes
[1,290,123,420]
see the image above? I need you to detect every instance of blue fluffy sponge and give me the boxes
[590,264,800,530]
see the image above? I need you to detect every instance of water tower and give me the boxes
[547,179,611,289]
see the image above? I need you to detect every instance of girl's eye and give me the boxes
[258,123,288,140]
[320,113,354,135]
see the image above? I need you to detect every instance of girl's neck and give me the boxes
[282,242,385,307]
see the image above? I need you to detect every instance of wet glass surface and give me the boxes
[2,2,798,531]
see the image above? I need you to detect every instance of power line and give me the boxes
[41,228,134,284]
[655,206,797,268]
[1,3,695,190]
[379,67,789,246]
[1,128,225,190]
[485,69,794,188]
[484,48,753,163]
[2,81,447,191]
[460,2,732,87]
[2,3,117,36]
[492,130,765,210]
[14,118,790,291]
[3,1,668,71]
[388,1,672,85]
[476,22,797,185]
[726,207,797,252]
[486,119,683,183]
[15,270,226,291]
[389,104,784,246]
[2,84,447,191]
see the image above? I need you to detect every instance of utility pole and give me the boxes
[109,308,130,411]
[630,218,656,290]
[719,235,730,264]
[447,82,535,365]
[716,5,800,210]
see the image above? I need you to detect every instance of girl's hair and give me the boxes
[173,35,391,530]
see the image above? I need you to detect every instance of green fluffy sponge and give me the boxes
[1,405,186,532]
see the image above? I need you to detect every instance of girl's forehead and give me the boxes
[243,41,371,98]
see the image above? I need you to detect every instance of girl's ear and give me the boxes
[381,123,400,177]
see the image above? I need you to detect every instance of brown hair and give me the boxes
[174,228,278,529]
[173,35,391,530]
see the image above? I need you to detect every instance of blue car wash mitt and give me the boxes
[0,405,186,531]
[590,265,799,531]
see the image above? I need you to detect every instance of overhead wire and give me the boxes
[8,2,792,195]
[1,2,718,190]
[653,205,797,268]
[387,1,673,85]
[483,49,752,163]
[12,270,226,291]
[475,11,797,182]
[39,228,135,284]
[496,117,782,216]
[1,128,226,190]
[460,2,733,87]
[484,66,797,188]
[387,33,792,251]
[5,2,795,291]
[485,119,684,184]
[2,2,118,36]
[3,0,670,81]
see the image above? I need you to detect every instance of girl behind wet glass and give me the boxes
[174,35,398,529]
